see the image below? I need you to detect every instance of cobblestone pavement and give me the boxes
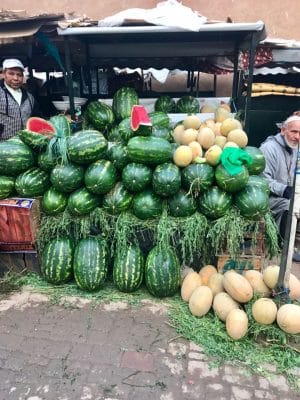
[0,290,299,400]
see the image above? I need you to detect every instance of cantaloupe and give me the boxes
[226,309,248,340]
[243,270,271,297]
[220,118,242,137]
[212,292,240,321]
[197,127,215,150]
[223,141,239,148]
[214,122,222,136]
[183,115,201,130]
[205,145,222,166]
[227,129,248,148]
[276,304,300,334]
[199,265,218,285]
[188,285,213,317]
[203,119,215,131]
[188,141,203,160]
[200,104,215,113]
[214,135,227,148]
[288,273,300,300]
[181,271,203,302]
[173,145,193,167]
[222,270,253,303]
[181,128,198,145]
[208,273,224,296]
[180,266,194,286]
[215,107,231,123]
[219,102,231,112]
[172,124,185,144]
[252,298,277,325]
[262,265,279,289]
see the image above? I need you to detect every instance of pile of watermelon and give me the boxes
[0,86,272,296]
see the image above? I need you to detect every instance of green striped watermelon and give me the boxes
[85,101,115,132]
[234,185,269,220]
[127,136,172,165]
[18,117,56,151]
[73,237,108,291]
[149,112,171,128]
[15,168,50,197]
[67,187,100,216]
[102,182,133,215]
[182,164,214,194]
[215,164,249,193]
[0,141,35,176]
[118,117,134,143]
[41,237,74,284]
[151,126,172,142]
[247,175,270,195]
[41,187,68,215]
[145,246,180,298]
[132,189,162,220]
[85,160,117,195]
[112,87,139,121]
[176,96,199,113]
[113,244,144,292]
[67,130,107,164]
[0,175,15,199]
[154,96,176,113]
[50,163,85,193]
[122,163,152,193]
[152,163,181,197]
[168,190,197,217]
[38,151,58,172]
[244,146,266,175]
[49,115,71,138]
[107,143,129,171]
[198,186,232,219]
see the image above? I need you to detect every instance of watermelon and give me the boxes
[127,136,172,165]
[85,101,115,132]
[41,237,74,285]
[152,163,181,197]
[67,130,107,164]
[67,188,100,216]
[85,160,117,195]
[215,164,249,193]
[145,246,180,298]
[131,105,151,131]
[234,185,269,220]
[118,117,135,143]
[168,190,197,217]
[149,112,170,128]
[247,175,270,195]
[112,87,139,121]
[244,146,266,175]
[73,237,108,291]
[113,244,144,292]
[154,95,176,113]
[182,164,214,194]
[151,126,172,142]
[49,115,71,138]
[107,143,129,171]
[0,175,15,199]
[198,186,232,219]
[132,189,162,220]
[0,141,35,176]
[15,168,50,197]
[6,136,24,145]
[122,163,152,193]
[176,96,199,113]
[41,187,68,215]
[107,126,121,142]
[102,182,133,215]
[50,163,84,193]
[38,151,59,172]
[18,117,56,150]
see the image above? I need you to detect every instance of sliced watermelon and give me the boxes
[26,117,56,137]
[131,105,152,131]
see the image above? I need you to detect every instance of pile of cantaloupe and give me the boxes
[180,265,300,340]
[172,105,248,168]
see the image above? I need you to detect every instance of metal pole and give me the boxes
[63,36,75,119]
[244,34,256,133]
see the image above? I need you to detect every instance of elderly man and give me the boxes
[260,114,300,261]
[0,58,39,141]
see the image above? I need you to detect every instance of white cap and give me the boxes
[2,58,25,71]
[283,115,300,126]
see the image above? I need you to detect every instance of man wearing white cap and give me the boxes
[0,58,39,141]
[260,114,300,261]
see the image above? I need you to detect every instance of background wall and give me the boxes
[1,0,299,40]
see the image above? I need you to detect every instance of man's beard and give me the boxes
[285,137,299,149]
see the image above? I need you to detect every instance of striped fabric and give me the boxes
[0,81,35,141]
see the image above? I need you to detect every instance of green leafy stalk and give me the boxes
[264,211,281,258]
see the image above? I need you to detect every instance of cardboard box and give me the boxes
[0,198,41,251]
[217,254,265,273]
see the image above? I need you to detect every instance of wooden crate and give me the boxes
[0,198,40,251]
[217,254,265,273]
[0,251,41,276]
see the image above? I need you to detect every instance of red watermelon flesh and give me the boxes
[26,117,56,137]
[131,105,152,131]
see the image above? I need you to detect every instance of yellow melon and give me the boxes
[181,128,198,145]
[173,145,193,167]
[172,124,185,144]
[214,135,227,148]
[203,119,215,131]
[220,118,242,137]
[223,141,239,149]
[276,304,300,334]
[183,115,202,130]
[219,102,231,112]
[226,309,248,340]
[180,266,194,286]
[208,273,224,296]
[199,265,218,285]
[188,286,213,317]
[288,273,300,300]
[197,127,215,150]
[212,292,240,321]
[227,129,248,148]
[188,141,203,160]
[215,107,231,123]
[252,298,277,325]
[222,270,253,303]
[243,270,271,297]
[205,145,222,166]
[181,271,203,302]
[214,122,222,136]
[262,265,279,289]
[200,104,215,113]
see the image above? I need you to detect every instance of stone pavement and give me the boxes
[0,290,299,400]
